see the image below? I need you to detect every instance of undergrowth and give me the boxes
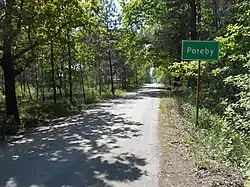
[176,93,249,187]
[18,89,126,129]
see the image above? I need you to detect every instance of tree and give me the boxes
[0,0,99,131]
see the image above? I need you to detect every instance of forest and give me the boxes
[0,0,152,134]
[0,0,249,185]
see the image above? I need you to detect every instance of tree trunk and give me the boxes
[41,67,45,102]
[212,0,219,29]
[60,56,67,97]
[97,38,102,96]
[108,50,115,96]
[168,72,172,86]
[59,74,63,97]
[23,72,26,97]
[190,0,198,40]
[2,0,20,132]
[36,65,39,100]
[2,40,20,132]
[135,65,138,87]
[80,61,86,101]
[50,40,56,104]
[20,79,23,98]
[27,24,34,100]
[67,33,73,103]
[98,59,102,96]
[59,60,63,97]
[27,82,33,100]
[197,0,202,38]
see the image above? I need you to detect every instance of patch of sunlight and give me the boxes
[92,150,99,154]
[60,159,69,162]
[12,155,19,161]
[64,133,83,140]
[41,137,56,141]
[68,139,90,145]
[5,177,17,187]
[38,153,47,156]
[101,135,108,139]
[14,138,34,144]
[245,170,250,187]
[52,117,65,122]
[51,150,61,157]
[66,147,73,151]
[97,116,111,124]
[54,123,71,128]
[48,157,58,162]
[38,126,50,131]
[30,185,40,187]
[70,145,92,152]
[40,143,47,148]
[94,170,101,175]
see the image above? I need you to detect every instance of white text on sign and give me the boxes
[187,47,214,56]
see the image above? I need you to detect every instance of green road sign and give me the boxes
[182,40,219,61]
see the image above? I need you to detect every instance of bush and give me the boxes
[0,115,19,138]
[180,95,249,184]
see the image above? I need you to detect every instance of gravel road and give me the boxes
[0,84,163,187]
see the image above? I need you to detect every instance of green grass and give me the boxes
[17,88,127,129]
[0,85,131,136]
[174,92,246,187]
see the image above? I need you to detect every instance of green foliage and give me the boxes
[0,116,12,139]
[115,89,126,96]
[180,97,248,178]
[0,115,19,137]
[84,90,98,104]
[0,0,147,133]
[23,102,70,120]
[224,59,250,142]
[123,0,250,184]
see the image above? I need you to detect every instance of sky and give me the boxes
[114,0,122,14]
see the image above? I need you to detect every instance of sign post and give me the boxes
[196,60,201,127]
[181,40,219,126]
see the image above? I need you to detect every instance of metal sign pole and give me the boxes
[196,60,201,127]
[181,40,219,127]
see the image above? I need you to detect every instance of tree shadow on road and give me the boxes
[138,90,170,98]
[91,94,144,109]
[0,110,146,187]
[87,85,167,110]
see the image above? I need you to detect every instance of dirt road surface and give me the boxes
[0,84,162,187]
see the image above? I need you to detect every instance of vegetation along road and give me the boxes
[0,84,161,187]
[0,0,249,186]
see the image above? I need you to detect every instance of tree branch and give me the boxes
[14,68,24,77]
[10,0,24,41]
[12,41,40,62]
[12,20,71,62]
[0,13,6,21]
[52,20,72,38]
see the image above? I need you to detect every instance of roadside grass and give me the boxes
[18,89,126,126]
[0,88,128,138]
[172,91,246,187]
[159,97,212,187]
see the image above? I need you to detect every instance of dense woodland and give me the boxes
[123,0,249,184]
[0,0,151,135]
[0,0,249,185]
